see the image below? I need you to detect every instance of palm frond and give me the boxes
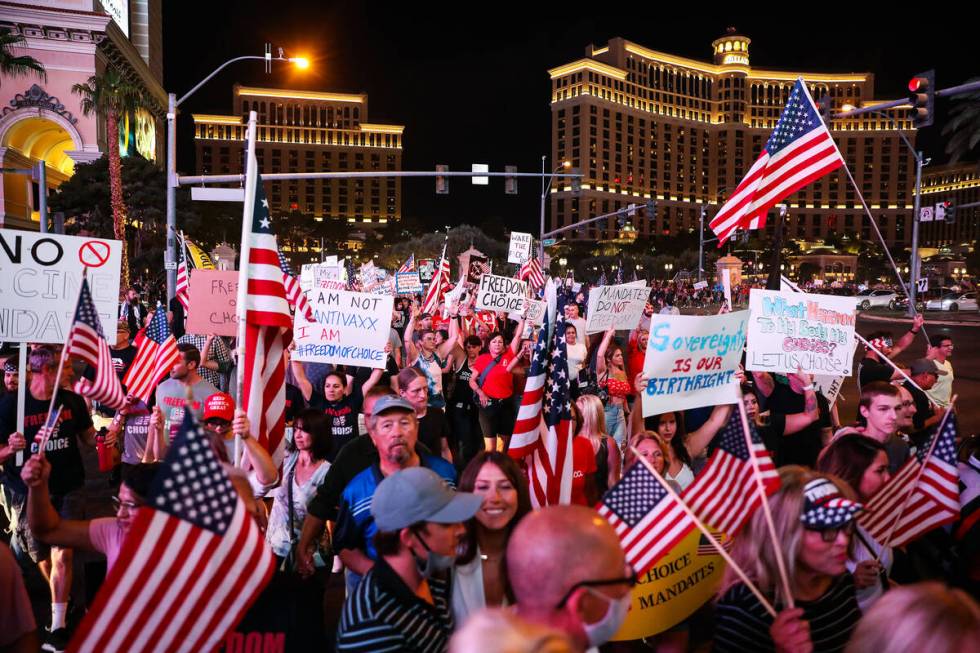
[0,28,47,84]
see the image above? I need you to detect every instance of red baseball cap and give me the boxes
[203,392,235,422]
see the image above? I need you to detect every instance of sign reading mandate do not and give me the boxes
[475,274,527,313]
[293,288,394,369]
[0,231,121,343]
[585,281,649,333]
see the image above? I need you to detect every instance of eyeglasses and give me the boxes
[808,521,855,543]
[554,567,637,609]
[111,496,142,512]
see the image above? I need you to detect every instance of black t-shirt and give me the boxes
[449,359,476,408]
[858,356,893,390]
[903,381,933,436]
[0,388,92,496]
[418,409,452,456]
[284,383,305,424]
[308,391,362,462]
[765,384,830,468]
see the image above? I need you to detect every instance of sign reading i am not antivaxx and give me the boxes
[293,289,394,369]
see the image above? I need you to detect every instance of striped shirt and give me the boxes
[336,557,454,652]
[714,574,861,653]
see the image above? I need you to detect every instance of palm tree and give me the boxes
[942,78,980,164]
[0,28,46,86]
[72,69,145,287]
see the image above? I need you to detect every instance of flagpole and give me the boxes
[234,110,258,468]
[878,396,957,553]
[630,447,778,617]
[735,390,795,608]
[14,345,27,467]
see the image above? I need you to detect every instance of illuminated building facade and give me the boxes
[918,162,980,247]
[549,32,918,246]
[0,0,165,229]
[193,85,403,226]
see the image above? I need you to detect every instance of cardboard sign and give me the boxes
[395,271,423,294]
[475,274,527,312]
[612,528,725,640]
[585,281,649,333]
[812,339,859,405]
[507,232,533,264]
[508,298,546,326]
[314,265,341,287]
[641,311,747,416]
[186,270,239,336]
[0,231,121,342]
[293,289,394,369]
[746,289,856,376]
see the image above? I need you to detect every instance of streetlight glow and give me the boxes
[289,56,311,69]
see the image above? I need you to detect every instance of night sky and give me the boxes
[163,3,974,232]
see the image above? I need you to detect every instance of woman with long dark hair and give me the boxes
[453,452,532,626]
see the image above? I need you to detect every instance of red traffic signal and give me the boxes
[908,76,930,93]
[907,70,935,129]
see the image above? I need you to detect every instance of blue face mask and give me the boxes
[581,589,631,647]
[411,529,454,578]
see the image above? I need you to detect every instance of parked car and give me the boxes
[855,289,898,310]
[925,292,978,312]
[893,287,954,313]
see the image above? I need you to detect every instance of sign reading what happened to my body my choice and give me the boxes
[641,311,746,416]
[293,289,394,369]
[475,274,527,313]
[186,270,239,337]
[0,231,121,343]
[746,288,857,377]
[585,281,649,334]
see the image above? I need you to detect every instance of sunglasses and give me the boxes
[111,496,142,512]
[554,567,637,609]
[807,521,855,543]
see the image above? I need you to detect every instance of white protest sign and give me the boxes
[324,255,339,266]
[507,232,533,264]
[0,231,121,343]
[810,329,859,405]
[585,281,649,333]
[395,271,423,294]
[300,264,315,292]
[293,289,394,369]
[509,298,546,326]
[475,274,527,312]
[693,281,708,290]
[641,311,747,416]
[746,288,856,376]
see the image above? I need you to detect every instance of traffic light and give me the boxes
[943,200,956,224]
[817,95,832,126]
[570,167,582,192]
[908,70,935,129]
[436,164,449,194]
[645,199,657,216]
[504,165,518,195]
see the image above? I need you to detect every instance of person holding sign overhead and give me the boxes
[471,322,524,453]
[404,302,460,411]
[596,327,631,448]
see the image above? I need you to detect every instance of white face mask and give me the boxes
[581,588,631,647]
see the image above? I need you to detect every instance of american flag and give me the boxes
[518,257,545,290]
[344,257,359,291]
[508,299,575,506]
[397,254,417,274]
[276,247,314,322]
[175,235,190,310]
[67,412,275,653]
[422,244,450,314]
[615,264,624,285]
[681,410,780,537]
[597,270,608,286]
[122,305,180,403]
[859,410,960,548]
[68,277,126,410]
[598,460,696,576]
[240,166,292,466]
[709,78,844,244]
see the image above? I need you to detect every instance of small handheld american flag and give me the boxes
[68,277,126,410]
[122,305,180,403]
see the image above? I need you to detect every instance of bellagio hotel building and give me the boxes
[548,32,921,246]
[193,84,403,226]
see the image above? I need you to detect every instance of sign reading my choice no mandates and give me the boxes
[292,288,394,369]
[475,274,527,312]
[746,288,857,376]
[0,231,122,343]
[585,281,650,333]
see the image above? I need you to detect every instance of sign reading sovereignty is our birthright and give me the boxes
[292,288,394,369]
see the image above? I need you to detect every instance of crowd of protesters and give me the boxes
[1,273,978,653]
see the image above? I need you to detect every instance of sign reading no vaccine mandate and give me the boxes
[0,231,122,343]
[612,529,726,640]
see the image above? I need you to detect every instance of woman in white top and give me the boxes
[266,409,332,569]
[452,452,532,626]
[564,322,588,394]
[816,433,894,611]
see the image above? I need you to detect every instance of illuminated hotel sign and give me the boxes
[722,53,749,66]
[118,108,156,161]
[101,0,130,37]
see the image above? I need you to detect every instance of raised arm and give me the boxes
[782,370,820,436]
[596,327,615,377]
[510,318,526,354]
[684,403,735,458]
[890,313,925,359]
[22,454,93,551]
[435,315,459,360]
[751,370,775,398]
[291,358,313,401]
[235,412,277,486]
[404,303,420,362]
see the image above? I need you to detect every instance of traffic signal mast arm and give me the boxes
[833,77,980,120]
[177,170,584,185]
[542,204,642,239]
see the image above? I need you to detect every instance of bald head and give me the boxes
[507,505,625,610]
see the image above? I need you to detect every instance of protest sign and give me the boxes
[293,289,394,369]
[186,270,239,337]
[300,264,314,292]
[585,281,649,333]
[612,528,726,640]
[693,281,708,290]
[395,270,423,294]
[812,339,859,405]
[324,255,339,267]
[418,258,436,283]
[314,265,341,287]
[508,298,546,326]
[746,288,857,376]
[507,231,533,264]
[466,255,489,284]
[0,231,121,342]
[641,311,746,416]
[475,274,527,312]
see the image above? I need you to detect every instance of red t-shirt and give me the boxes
[570,436,598,507]
[627,336,645,395]
[472,351,516,400]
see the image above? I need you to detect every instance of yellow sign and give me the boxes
[612,529,726,641]
[185,238,215,270]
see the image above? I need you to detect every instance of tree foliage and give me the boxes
[0,28,46,85]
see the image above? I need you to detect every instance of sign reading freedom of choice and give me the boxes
[0,231,121,343]
[475,274,527,313]
[585,281,649,333]
[641,311,747,416]
[186,270,239,337]
[746,288,857,376]
[292,288,394,369]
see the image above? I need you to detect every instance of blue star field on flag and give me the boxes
[603,462,668,527]
[765,80,823,156]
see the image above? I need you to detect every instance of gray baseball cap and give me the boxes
[372,467,483,532]
[371,395,416,416]
[910,358,947,376]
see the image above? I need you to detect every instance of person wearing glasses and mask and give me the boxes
[506,505,635,651]
[336,466,482,652]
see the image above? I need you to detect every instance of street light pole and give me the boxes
[909,150,924,316]
[698,205,706,283]
[539,155,546,266]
